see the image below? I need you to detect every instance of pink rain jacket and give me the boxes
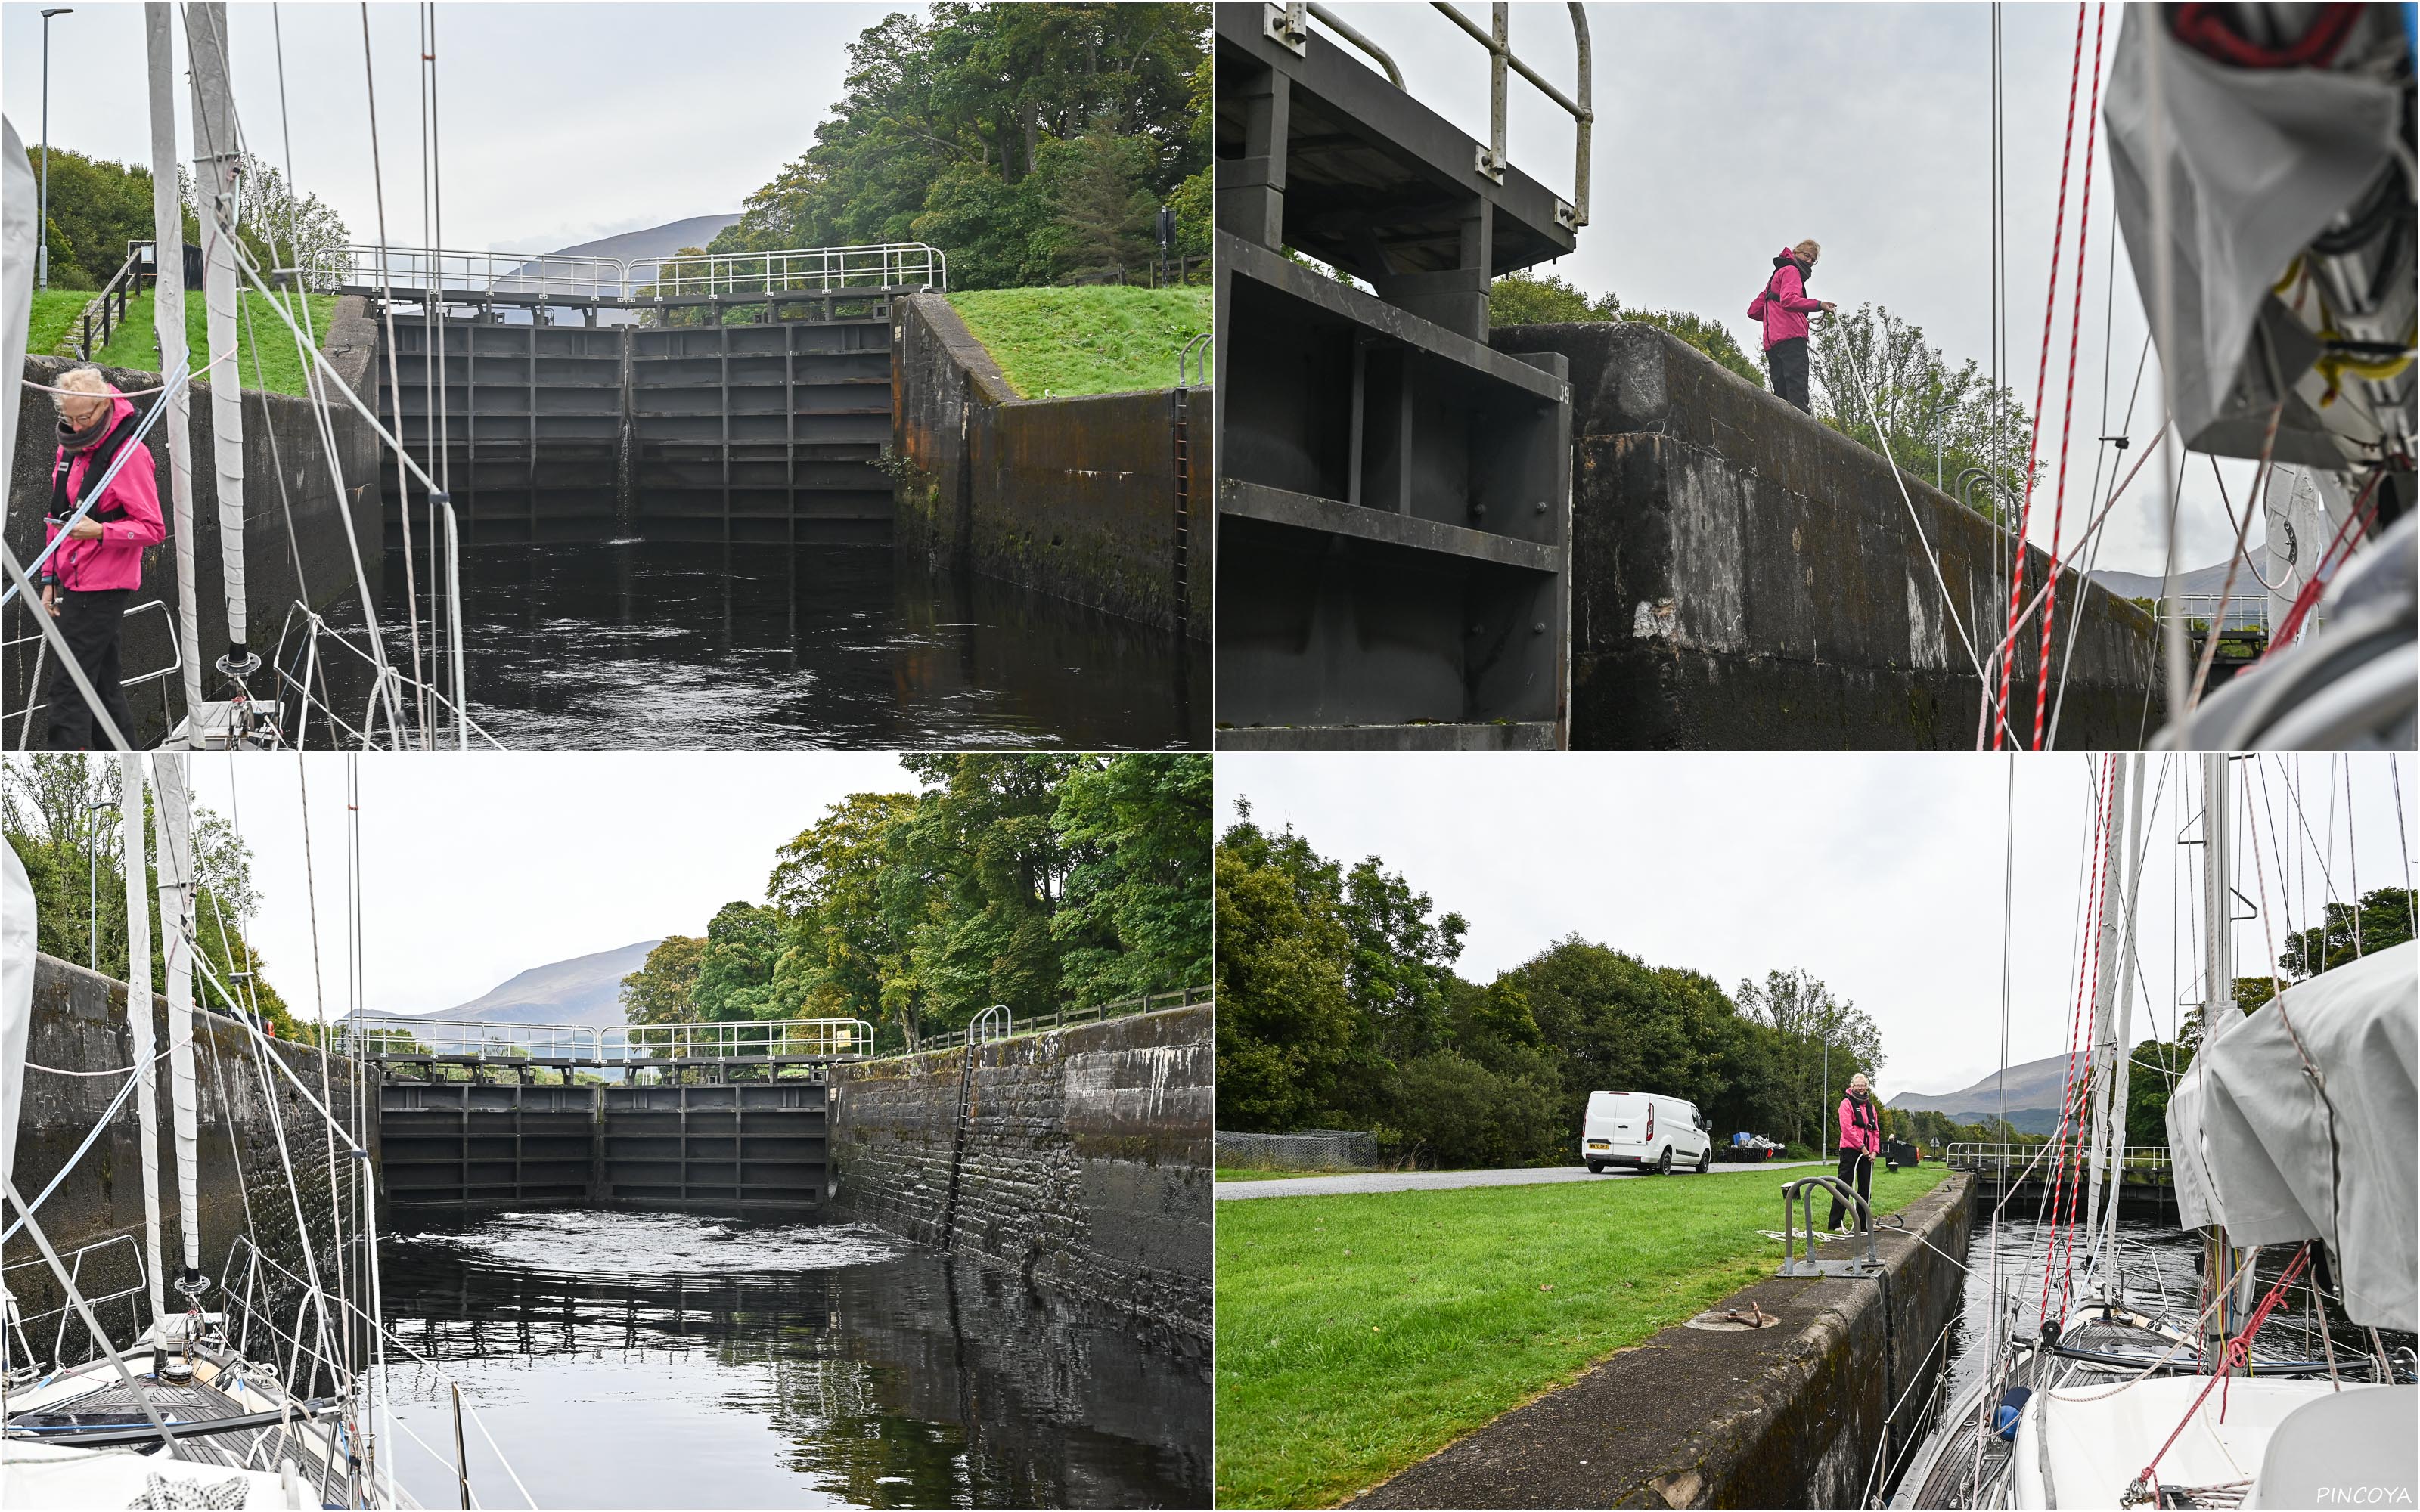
[1748,249,1823,350]
[42,389,164,593]
[1838,1093,1882,1157]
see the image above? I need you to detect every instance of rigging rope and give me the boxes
[2126,1245,2313,1504]
[1995,0,2094,748]
[2028,2,2109,750]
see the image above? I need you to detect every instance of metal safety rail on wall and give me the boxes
[911,985,1212,1055]
[334,1016,602,1063]
[603,1018,876,1064]
[1945,1142,2176,1182]
[312,246,628,302]
[311,242,947,302]
[647,243,948,298]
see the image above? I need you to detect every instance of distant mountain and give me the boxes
[415,940,661,1027]
[537,215,742,282]
[1890,1052,2074,1134]
[2086,560,2242,601]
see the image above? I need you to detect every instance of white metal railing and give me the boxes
[602,1018,875,1062]
[334,1017,600,1061]
[1946,1142,2174,1176]
[2,1232,149,1369]
[646,243,946,298]
[309,242,945,300]
[8,599,182,744]
[310,246,630,301]
[2173,594,2270,635]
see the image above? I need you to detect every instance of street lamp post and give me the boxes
[86,795,116,974]
[39,8,76,290]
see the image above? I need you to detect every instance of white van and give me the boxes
[1581,1090,1714,1174]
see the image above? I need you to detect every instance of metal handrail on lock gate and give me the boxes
[1778,1172,1882,1278]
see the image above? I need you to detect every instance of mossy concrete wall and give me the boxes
[1494,321,2162,748]
[5,954,359,1342]
[892,293,1208,639]
[827,1005,1212,1337]
[8,298,384,746]
[1352,1173,1974,1509]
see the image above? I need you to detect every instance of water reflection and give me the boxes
[378,1210,1210,1510]
[306,540,1206,749]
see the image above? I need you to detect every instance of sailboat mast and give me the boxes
[143,5,203,724]
[184,3,253,685]
[2099,751,2146,1281]
[2083,754,2130,1269]
[2200,752,2234,1358]
[116,754,169,1359]
[149,751,206,1303]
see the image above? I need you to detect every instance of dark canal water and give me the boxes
[300,541,1206,749]
[377,1210,1212,1509]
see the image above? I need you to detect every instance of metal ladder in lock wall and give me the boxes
[937,1005,1013,1246]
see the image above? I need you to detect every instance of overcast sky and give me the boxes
[1305,2,2265,575]
[1218,751,2416,1101]
[1,2,892,257]
[186,751,915,1018]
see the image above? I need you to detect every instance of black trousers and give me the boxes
[1828,1145,1872,1231]
[45,587,138,749]
[1767,335,1811,414]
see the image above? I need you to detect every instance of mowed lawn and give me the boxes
[88,288,337,398]
[947,285,1209,398]
[1215,1163,1948,1508]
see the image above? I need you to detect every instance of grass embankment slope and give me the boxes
[29,288,96,357]
[947,285,1208,399]
[1215,1163,1950,1509]
[85,289,337,398]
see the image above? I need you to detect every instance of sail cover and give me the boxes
[2101,7,2408,466]
[2167,939,2417,1331]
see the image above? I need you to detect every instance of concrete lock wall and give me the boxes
[892,293,1208,640]
[1353,1173,1974,1510]
[827,1005,1213,1337]
[1494,322,2164,749]
[5,955,361,1341]
[8,301,385,747]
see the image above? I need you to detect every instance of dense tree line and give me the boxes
[621,754,1210,1050]
[1215,807,1891,1169]
[3,754,297,1036]
[707,4,1208,290]
[29,145,347,293]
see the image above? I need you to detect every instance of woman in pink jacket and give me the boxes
[1827,1070,1882,1232]
[1748,239,1836,415]
[39,367,165,748]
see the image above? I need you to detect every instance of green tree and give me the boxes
[620,935,705,1026]
[693,903,783,1022]
[765,790,921,1027]
[2279,888,2417,980]
[1050,752,1212,1005]
[1214,806,1357,1132]
[892,753,1078,1033]
[1809,302,2032,521]
[712,4,1207,291]
[1733,968,1883,1147]
[1032,122,1159,280]
[2,754,293,1035]
[2124,1040,2195,1147]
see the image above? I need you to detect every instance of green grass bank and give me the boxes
[82,288,337,398]
[1214,1163,1950,1508]
[946,285,1208,399]
[29,288,95,357]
